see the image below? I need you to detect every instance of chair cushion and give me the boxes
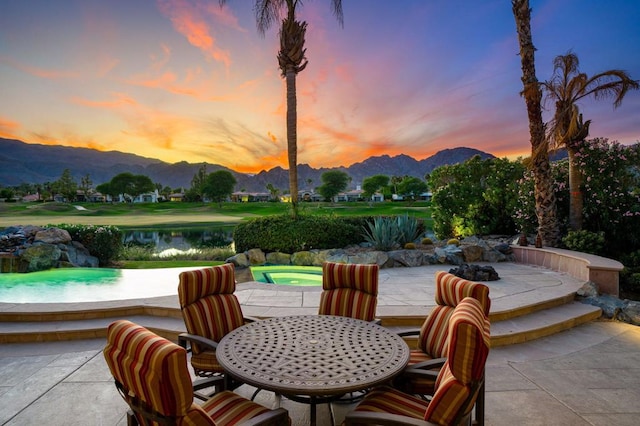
[424,364,470,425]
[318,288,378,321]
[434,271,491,315]
[350,386,428,419]
[445,297,491,383]
[190,350,224,374]
[321,262,379,294]
[203,391,273,425]
[178,264,245,356]
[103,320,193,419]
[319,262,379,321]
[417,272,490,357]
[178,264,237,307]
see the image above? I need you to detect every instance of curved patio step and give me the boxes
[0,301,602,346]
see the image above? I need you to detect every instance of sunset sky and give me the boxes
[1,0,639,174]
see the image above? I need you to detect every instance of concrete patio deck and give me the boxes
[1,262,639,425]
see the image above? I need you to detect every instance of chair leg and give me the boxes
[473,381,485,426]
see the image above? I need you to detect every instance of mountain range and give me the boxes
[0,138,495,192]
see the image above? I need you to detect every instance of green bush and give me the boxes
[562,230,605,255]
[421,237,433,245]
[54,224,123,266]
[233,214,368,253]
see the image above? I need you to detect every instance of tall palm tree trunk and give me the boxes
[285,67,299,216]
[567,148,583,230]
[512,0,560,246]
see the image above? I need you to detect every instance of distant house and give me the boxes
[168,193,185,202]
[231,191,271,202]
[21,194,40,202]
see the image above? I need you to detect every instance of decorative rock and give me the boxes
[291,251,315,266]
[226,252,249,267]
[449,264,500,281]
[461,245,484,262]
[34,228,72,245]
[388,250,423,267]
[20,244,62,272]
[247,248,266,265]
[577,281,599,298]
[620,301,640,326]
[266,252,291,265]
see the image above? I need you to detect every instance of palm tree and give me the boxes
[220,0,343,218]
[542,52,639,231]
[511,0,560,247]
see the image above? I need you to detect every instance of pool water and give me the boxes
[250,265,323,286]
[0,267,195,303]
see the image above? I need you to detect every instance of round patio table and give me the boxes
[216,314,410,425]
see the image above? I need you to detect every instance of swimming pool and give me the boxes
[0,267,195,303]
[250,265,323,286]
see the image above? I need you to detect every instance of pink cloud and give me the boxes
[157,0,231,68]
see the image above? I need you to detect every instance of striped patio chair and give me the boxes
[177,263,255,398]
[103,320,290,426]
[344,297,491,426]
[396,270,491,425]
[318,261,379,322]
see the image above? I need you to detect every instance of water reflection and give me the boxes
[123,227,234,253]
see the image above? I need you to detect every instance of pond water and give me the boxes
[122,227,233,254]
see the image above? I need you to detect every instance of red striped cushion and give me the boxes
[434,271,491,315]
[424,365,470,424]
[445,297,491,383]
[351,385,428,419]
[103,320,193,419]
[424,298,490,424]
[204,391,273,425]
[418,305,454,358]
[417,272,490,357]
[319,262,379,321]
[178,265,245,358]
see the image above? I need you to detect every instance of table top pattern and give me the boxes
[216,315,410,396]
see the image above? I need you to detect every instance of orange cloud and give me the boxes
[157,0,231,68]
[0,117,20,139]
[71,93,137,109]
[0,55,79,79]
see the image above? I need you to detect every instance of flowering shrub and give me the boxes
[429,156,525,238]
[562,230,605,255]
[54,224,123,266]
[511,138,640,256]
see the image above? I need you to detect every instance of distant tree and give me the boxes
[0,187,15,200]
[52,169,78,202]
[390,175,404,195]
[397,176,428,201]
[266,183,281,201]
[318,170,349,201]
[190,164,208,201]
[79,174,92,200]
[203,170,237,207]
[107,172,154,202]
[362,175,389,199]
[96,182,118,202]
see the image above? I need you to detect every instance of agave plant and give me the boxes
[362,216,400,251]
[396,213,420,246]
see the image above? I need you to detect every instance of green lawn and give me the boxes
[0,200,433,228]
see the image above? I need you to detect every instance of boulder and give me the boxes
[20,244,62,272]
[266,252,291,265]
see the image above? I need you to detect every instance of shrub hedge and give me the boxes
[233,215,372,253]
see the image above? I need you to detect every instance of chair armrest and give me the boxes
[178,332,219,351]
[408,357,446,371]
[239,407,290,426]
[344,411,436,426]
[397,328,420,337]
